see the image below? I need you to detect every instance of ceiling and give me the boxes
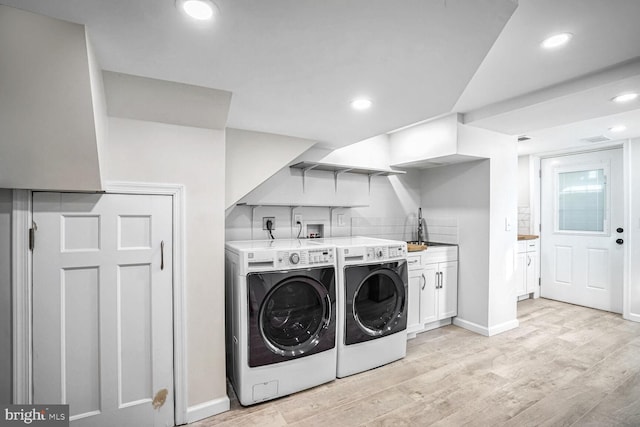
[2,0,640,154]
[457,0,640,155]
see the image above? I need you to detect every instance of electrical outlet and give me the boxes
[294,214,302,224]
[262,217,276,230]
[337,214,345,227]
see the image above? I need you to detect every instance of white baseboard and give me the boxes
[453,317,519,336]
[453,318,490,336]
[487,319,520,336]
[623,312,640,323]
[185,396,230,424]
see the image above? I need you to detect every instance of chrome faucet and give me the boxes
[417,207,424,243]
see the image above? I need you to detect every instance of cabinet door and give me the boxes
[515,252,527,297]
[438,261,458,320]
[526,252,538,294]
[407,270,423,333]
[421,264,438,325]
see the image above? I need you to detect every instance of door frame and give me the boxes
[11,182,189,425]
[536,144,635,322]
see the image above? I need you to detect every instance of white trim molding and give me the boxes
[12,189,32,404]
[453,318,490,336]
[487,319,520,336]
[186,397,231,424]
[104,181,189,425]
[454,317,520,337]
[622,140,640,322]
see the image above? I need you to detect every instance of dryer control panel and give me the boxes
[364,244,406,261]
[362,245,407,261]
[275,247,335,268]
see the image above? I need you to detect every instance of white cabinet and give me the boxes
[516,239,539,300]
[406,246,458,339]
[407,254,425,334]
[436,261,458,319]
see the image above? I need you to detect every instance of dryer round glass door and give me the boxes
[259,276,332,357]
[353,269,405,336]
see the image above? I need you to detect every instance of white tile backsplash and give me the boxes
[518,206,531,235]
[350,216,458,243]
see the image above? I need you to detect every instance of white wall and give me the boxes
[225,129,316,209]
[0,5,105,191]
[226,146,422,242]
[458,125,518,333]
[320,134,392,169]
[0,189,11,404]
[420,161,490,328]
[389,114,460,166]
[103,118,227,410]
[625,138,640,322]
[415,123,518,335]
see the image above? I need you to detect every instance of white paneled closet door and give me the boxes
[33,192,174,427]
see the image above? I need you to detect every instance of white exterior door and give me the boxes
[32,192,174,427]
[540,149,624,313]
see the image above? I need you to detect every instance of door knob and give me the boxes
[616,238,624,245]
[617,227,624,233]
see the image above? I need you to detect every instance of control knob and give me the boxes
[290,253,300,264]
[376,248,384,259]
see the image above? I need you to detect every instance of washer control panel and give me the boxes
[275,247,335,268]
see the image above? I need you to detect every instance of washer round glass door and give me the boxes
[353,269,405,336]
[259,276,332,357]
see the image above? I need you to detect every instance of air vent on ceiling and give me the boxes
[517,135,531,142]
[581,135,612,143]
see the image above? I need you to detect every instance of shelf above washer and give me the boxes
[236,202,369,208]
[289,161,406,192]
[289,161,406,176]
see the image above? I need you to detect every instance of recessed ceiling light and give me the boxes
[609,125,627,133]
[541,32,573,49]
[180,0,217,20]
[612,93,638,103]
[351,99,372,110]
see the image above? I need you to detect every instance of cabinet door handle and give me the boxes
[437,271,442,289]
[527,255,531,267]
[421,273,426,290]
[161,240,165,271]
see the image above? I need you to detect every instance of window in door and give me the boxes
[555,165,609,234]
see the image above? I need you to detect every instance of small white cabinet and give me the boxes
[407,245,458,339]
[515,239,539,300]
[407,254,425,333]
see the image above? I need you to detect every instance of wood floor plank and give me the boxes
[192,298,640,426]
[576,372,640,426]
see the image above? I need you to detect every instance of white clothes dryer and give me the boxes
[225,239,337,405]
[311,237,408,378]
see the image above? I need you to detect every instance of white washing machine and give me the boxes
[225,239,337,405]
[311,237,408,378]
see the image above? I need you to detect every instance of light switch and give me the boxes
[505,217,512,231]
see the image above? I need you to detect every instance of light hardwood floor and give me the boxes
[192,298,640,426]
